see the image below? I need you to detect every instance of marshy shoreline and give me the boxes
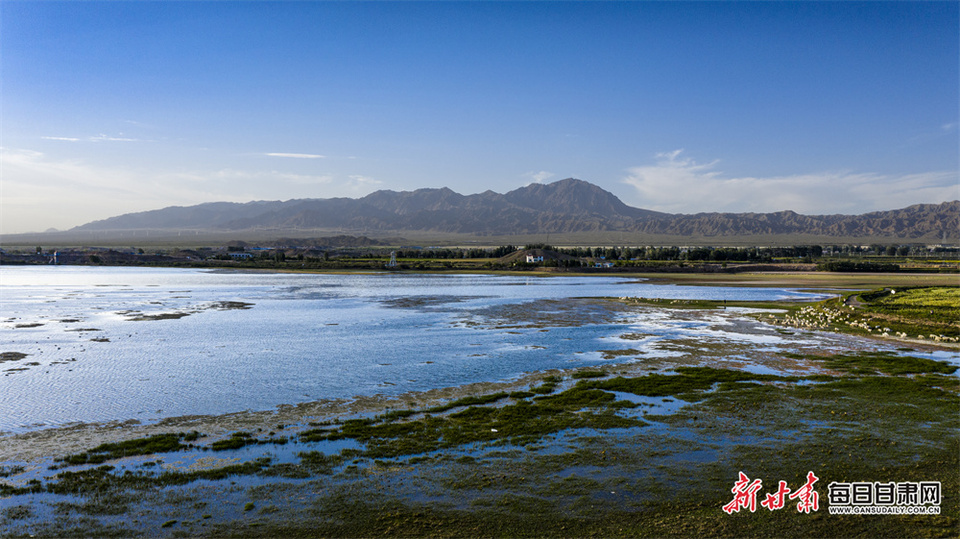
[1,276,958,538]
[2,347,956,538]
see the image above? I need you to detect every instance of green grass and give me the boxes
[210,431,256,451]
[53,432,198,466]
[424,392,511,413]
[571,370,607,379]
[293,381,649,459]
[0,464,25,477]
[798,350,958,376]
[767,286,960,342]
[584,367,795,401]
[14,458,276,498]
[296,451,344,475]
[864,286,960,308]
[859,287,960,338]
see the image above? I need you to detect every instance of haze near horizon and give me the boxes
[2,1,958,234]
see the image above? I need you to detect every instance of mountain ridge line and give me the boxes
[70,178,959,240]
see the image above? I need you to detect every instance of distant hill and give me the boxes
[72,179,958,240]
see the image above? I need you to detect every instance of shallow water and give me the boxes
[0,266,950,433]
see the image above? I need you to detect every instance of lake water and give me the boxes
[0,266,946,433]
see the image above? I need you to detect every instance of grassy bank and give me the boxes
[615,286,960,349]
[621,271,960,288]
[765,286,959,345]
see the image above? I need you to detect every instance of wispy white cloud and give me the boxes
[347,175,382,189]
[621,150,959,214]
[264,152,326,159]
[1,148,161,233]
[524,170,555,184]
[123,119,154,128]
[90,134,139,142]
[2,148,144,195]
[202,168,334,187]
[42,133,140,142]
[0,148,375,233]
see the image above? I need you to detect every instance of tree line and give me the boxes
[383,244,943,262]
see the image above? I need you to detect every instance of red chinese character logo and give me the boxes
[789,471,820,513]
[723,471,763,514]
[761,480,791,511]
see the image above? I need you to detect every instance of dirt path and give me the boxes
[844,293,865,308]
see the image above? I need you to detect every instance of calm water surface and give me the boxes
[0,266,939,432]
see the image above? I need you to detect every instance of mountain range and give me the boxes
[73,179,958,241]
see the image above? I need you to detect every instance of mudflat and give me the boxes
[1,279,957,537]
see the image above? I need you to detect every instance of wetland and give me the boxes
[0,267,957,537]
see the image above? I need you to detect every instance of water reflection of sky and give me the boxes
[0,267,954,432]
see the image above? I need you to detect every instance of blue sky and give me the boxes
[2,1,957,233]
